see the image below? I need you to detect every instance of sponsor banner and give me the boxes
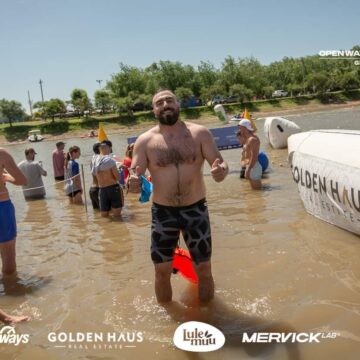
[0,326,30,346]
[47,331,143,351]
[291,152,360,234]
[173,321,225,352]
[242,332,338,343]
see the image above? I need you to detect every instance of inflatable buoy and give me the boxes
[258,151,269,172]
[173,248,198,284]
[98,126,109,142]
[214,104,229,124]
[264,117,301,149]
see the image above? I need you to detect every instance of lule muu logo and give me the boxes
[173,321,225,352]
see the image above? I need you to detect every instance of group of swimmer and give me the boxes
[0,89,263,324]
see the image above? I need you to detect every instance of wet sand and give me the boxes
[1,106,360,360]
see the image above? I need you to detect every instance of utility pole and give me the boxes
[27,90,33,117]
[96,80,103,88]
[39,79,44,102]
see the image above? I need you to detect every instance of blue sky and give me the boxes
[0,0,359,112]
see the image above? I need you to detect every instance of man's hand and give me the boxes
[2,172,15,184]
[245,166,250,180]
[128,165,142,193]
[211,158,227,182]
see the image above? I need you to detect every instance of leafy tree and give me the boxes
[229,84,253,103]
[340,71,360,90]
[112,96,134,116]
[33,99,66,121]
[0,99,26,127]
[94,90,112,114]
[70,88,92,114]
[175,87,193,107]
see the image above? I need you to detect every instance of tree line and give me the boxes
[1,45,359,126]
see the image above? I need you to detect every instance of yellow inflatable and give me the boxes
[98,124,109,142]
[243,108,257,132]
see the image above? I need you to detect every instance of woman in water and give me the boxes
[64,146,83,204]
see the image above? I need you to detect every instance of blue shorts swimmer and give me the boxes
[0,200,17,243]
[151,198,212,265]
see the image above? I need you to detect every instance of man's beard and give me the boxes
[157,108,179,126]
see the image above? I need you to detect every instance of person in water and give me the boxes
[121,143,134,183]
[64,146,83,204]
[52,141,66,181]
[237,119,262,190]
[89,142,100,210]
[18,148,47,200]
[0,148,30,323]
[92,140,123,217]
[131,90,229,303]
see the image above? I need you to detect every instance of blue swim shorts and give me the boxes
[0,200,17,243]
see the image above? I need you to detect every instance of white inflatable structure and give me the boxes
[264,117,301,149]
[214,104,229,124]
[288,130,360,235]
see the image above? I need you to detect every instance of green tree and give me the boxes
[107,63,147,98]
[45,99,66,122]
[70,88,92,114]
[175,87,193,107]
[94,90,112,114]
[0,99,26,127]
[34,99,66,121]
[112,96,134,116]
[229,84,253,103]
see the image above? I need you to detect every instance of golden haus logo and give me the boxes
[0,326,30,346]
[173,321,225,352]
[47,331,143,350]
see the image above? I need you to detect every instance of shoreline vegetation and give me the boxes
[1,90,360,145]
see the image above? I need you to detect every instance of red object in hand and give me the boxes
[173,247,198,284]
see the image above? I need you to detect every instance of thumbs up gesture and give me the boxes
[211,158,227,182]
[128,165,142,193]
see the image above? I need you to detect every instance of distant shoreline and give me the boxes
[1,99,360,146]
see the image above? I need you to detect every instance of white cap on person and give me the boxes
[238,119,254,131]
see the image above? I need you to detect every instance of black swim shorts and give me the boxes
[89,186,100,210]
[151,198,212,265]
[99,184,124,212]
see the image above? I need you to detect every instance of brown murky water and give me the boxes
[1,106,360,360]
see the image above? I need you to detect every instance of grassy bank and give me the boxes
[1,89,360,142]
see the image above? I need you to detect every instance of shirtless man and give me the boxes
[131,90,229,303]
[0,148,30,324]
[237,119,262,190]
[92,140,123,217]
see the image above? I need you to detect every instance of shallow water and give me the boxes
[1,106,360,360]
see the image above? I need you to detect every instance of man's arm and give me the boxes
[200,128,228,182]
[111,165,121,182]
[131,134,149,175]
[38,163,47,177]
[247,138,260,169]
[1,149,27,186]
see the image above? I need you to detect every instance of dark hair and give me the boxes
[64,146,80,168]
[100,140,112,148]
[93,142,100,155]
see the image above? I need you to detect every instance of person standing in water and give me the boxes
[237,119,262,190]
[0,148,30,324]
[64,146,83,204]
[89,142,100,210]
[18,148,47,200]
[92,140,123,218]
[52,141,66,181]
[131,90,228,303]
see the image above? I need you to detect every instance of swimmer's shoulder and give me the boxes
[184,122,211,139]
[134,126,160,149]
